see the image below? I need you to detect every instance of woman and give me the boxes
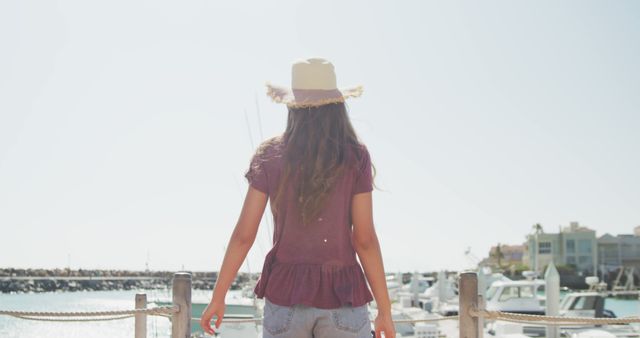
[201,58,395,338]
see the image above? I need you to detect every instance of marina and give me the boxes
[1,270,639,338]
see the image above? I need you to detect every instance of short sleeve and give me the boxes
[353,146,373,195]
[245,153,269,194]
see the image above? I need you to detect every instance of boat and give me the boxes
[560,292,617,319]
[393,271,460,315]
[485,279,546,315]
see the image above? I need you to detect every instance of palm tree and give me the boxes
[491,243,505,268]
[532,223,544,235]
[531,223,544,273]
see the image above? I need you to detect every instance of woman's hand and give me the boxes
[200,300,225,335]
[373,312,396,338]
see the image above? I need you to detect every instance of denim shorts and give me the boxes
[262,298,372,338]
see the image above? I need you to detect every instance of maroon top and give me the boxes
[245,138,374,309]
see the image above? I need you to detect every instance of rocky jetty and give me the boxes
[0,268,252,294]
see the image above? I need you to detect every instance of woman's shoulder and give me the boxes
[245,136,285,188]
[353,142,369,154]
[252,135,285,163]
[348,142,371,164]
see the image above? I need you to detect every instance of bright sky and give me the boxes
[1,0,639,273]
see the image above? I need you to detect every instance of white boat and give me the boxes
[560,292,617,319]
[485,279,546,315]
[393,271,460,315]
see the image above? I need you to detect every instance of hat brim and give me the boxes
[266,83,363,108]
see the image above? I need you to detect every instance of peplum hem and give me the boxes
[254,261,374,309]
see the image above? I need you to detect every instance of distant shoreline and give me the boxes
[0,268,253,294]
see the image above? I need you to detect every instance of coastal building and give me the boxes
[597,226,640,273]
[525,221,598,275]
[484,244,525,268]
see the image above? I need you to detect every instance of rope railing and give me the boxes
[470,308,640,326]
[0,306,178,322]
[10,314,138,322]
[6,309,640,326]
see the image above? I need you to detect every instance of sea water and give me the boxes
[0,290,638,338]
[606,297,640,318]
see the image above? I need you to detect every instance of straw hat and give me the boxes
[266,58,363,108]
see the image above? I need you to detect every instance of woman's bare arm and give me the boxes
[212,186,267,300]
[352,192,395,338]
[201,186,267,334]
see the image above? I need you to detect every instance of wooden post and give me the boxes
[172,272,192,338]
[135,293,147,338]
[459,272,479,338]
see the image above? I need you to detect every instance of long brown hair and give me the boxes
[273,102,364,225]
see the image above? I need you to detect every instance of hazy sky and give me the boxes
[1,0,639,273]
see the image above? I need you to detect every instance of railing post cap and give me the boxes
[173,272,192,280]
